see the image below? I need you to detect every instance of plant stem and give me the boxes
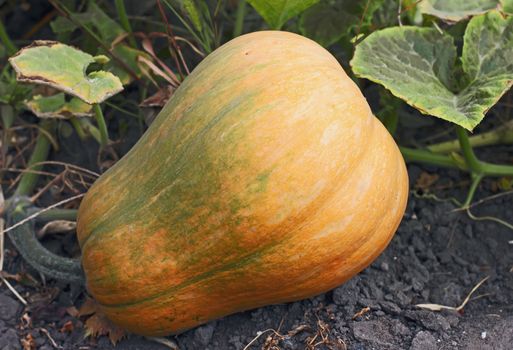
[6,200,84,284]
[35,208,78,222]
[455,126,513,205]
[456,126,484,174]
[1,105,15,172]
[93,104,109,147]
[399,146,466,170]
[160,0,211,54]
[79,118,102,144]
[105,101,141,119]
[456,126,513,176]
[115,0,137,47]
[463,173,483,208]
[0,19,17,55]
[233,0,246,37]
[401,143,513,179]
[6,122,82,284]
[15,120,54,197]
[383,113,398,136]
[428,120,513,154]
[478,161,513,177]
[69,117,87,140]
[1,105,15,129]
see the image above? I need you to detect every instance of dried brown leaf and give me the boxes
[415,172,439,191]
[140,85,175,107]
[66,306,79,317]
[352,306,370,319]
[78,297,97,317]
[37,220,76,238]
[21,333,36,350]
[80,297,127,345]
[85,313,126,345]
[21,313,32,329]
[60,320,74,333]
[287,324,310,337]
[491,177,513,192]
[415,303,457,312]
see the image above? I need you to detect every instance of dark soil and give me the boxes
[1,155,513,349]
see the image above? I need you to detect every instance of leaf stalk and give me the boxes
[93,104,109,147]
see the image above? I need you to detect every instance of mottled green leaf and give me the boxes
[9,41,123,104]
[247,0,320,29]
[351,11,513,130]
[26,93,92,119]
[419,0,500,21]
[299,0,384,47]
[501,0,513,14]
[50,3,150,85]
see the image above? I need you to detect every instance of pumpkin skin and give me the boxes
[76,31,408,336]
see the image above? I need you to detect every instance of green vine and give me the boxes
[402,125,513,207]
[93,104,109,147]
[428,120,513,153]
[15,120,54,197]
[6,199,84,284]
[115,0,137,47]
[4,121,85,283]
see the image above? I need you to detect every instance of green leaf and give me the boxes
[419,0,500,21]
[371,0,402,28]
[0,70,32,109]
[350,11,513,130]
[78,3,125,42]
[0,43,6,59]
[26,93,92,119]
[9,41,123,104]
[183,0,203,32]
[501,0,513,14]
[50,3,152,85]
[50,3,124,42]
[161,0,214,53]
[299,0,384,47]
[247,0,320,29]
[106,44,152,85]
[50,16,77,34]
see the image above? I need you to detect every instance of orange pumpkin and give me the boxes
[77,31,408,336]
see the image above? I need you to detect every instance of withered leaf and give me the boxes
[415,172,440,191]
[85,313,126,345]
[60,320,74,333]
[78,297,97,317]
[79,297,127,345]
[140,85,176,107]
[21,333,36,350]
[37,220,77,238]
